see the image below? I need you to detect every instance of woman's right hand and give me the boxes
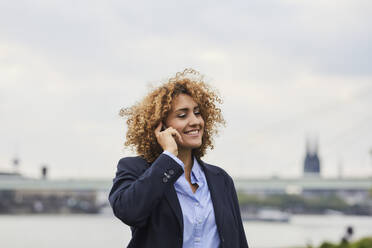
[154,122,183,157]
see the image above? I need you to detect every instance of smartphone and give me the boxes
[161,122,167,131]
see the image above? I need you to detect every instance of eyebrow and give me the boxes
[175,106,199,112]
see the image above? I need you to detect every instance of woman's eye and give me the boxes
[194,111,201,115]
[178,114,186,118]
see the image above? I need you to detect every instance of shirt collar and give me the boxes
[190,157,203,185]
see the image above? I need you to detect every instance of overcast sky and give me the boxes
[1,0,371,179]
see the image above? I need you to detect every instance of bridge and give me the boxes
[1,174,371,193]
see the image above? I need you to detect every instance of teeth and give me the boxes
[186,130,198,134]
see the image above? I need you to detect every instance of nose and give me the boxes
[189,112,201,126]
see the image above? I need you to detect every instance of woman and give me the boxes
[109,69,249,248]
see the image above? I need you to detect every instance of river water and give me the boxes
[1,213,372,248]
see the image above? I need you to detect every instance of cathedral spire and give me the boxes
[303,136,321,177]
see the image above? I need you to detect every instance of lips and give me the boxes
[184,129,200,135]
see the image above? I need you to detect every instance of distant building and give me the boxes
[234,138,372,209]
[303,138,321,177]
[0,171,22,179]
[0,171,109,214]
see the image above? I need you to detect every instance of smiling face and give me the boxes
[165,93,205,152]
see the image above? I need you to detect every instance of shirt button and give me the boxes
[194,237,201,242]
[195,202,199,207]
[168,169,174,175]
[162,177,168,183]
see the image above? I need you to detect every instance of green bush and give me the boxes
[314,237,372,248]
[350,237,372,248]
[319,242,338,248]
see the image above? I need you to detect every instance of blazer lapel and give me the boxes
[148,159,183,234]
[162,158,226,238]
[164,185,183,233]
[197,158,226,233]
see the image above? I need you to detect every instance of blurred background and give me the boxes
[1,0,372,247]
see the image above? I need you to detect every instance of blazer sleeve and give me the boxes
[228,175,249,248]
[109,154,184,227]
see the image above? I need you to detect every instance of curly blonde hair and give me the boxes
[120,68,225,163]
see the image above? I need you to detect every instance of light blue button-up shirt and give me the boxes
[163,151,220,248]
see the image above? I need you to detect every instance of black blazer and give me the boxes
[109,153,249,248]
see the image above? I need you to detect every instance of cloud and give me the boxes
[1,0,371,178]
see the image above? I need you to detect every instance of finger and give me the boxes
[165,127,183,142]
[171,129,183,143]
